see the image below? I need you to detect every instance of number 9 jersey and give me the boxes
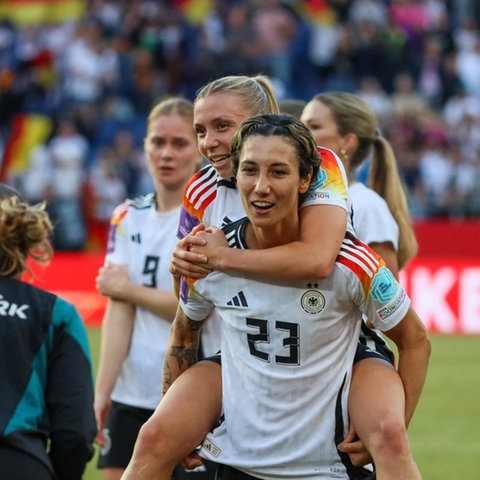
[105,193,180,410]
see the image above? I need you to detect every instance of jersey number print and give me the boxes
[246,318,300,365]
[142,255,160,287]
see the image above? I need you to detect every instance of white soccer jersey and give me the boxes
[105,193,180,409]
[177,149,352,356]
[181,222,410,479]
[350,182,399,251]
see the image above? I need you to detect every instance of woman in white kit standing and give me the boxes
[300,91,419,468]
[94,97,208,480]
[300,91,418,278]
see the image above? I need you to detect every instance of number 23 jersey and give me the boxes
[181,221,410,479]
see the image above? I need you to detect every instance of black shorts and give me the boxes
[215,464,263,480]
[202,351,221,365]
[173,459,218,480]
[97,401,153,469]
[98,401,218,478]
[354,322,395,366]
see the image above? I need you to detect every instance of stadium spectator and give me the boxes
[2,0,480,226]
[86,145,127,251]
[356,75,393,123]
[44,116,90,250]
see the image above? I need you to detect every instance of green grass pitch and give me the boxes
[84,329,480,480]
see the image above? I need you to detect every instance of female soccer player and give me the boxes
[171,86,421,475]
[300,91,417,278]
[93,98,206,480]
[124,115,430,479]
[300,92,419,466]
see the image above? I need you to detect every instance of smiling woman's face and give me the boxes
[236,134,310,235]
[194,93,253,179]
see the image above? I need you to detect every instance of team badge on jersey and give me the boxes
[301,289,326,314]
[371,267,398,303]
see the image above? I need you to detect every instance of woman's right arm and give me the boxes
[204,204,347,280]
[162,305,205,394]
[170,147,349,282]
[97,262,179,320]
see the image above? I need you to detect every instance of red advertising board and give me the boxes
[401,259,480,334]
[27,252,107,327]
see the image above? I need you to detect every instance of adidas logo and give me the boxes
[202,439,221,458]
[227,290,248,307]
[221,215,233,226]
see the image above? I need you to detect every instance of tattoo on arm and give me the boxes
[162,362,172,393]
[162,308,206,394]
[170,345,199,369]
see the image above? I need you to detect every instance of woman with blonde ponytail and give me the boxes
[302,91,417,276]
[368,134,418,269]
[301,91,425,479]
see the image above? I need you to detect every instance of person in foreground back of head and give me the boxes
[0,184,96,480]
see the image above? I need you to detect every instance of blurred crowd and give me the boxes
[1,0,480,251]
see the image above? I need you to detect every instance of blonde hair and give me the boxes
[0,196,53,277]
[146,96,195,136]
[195,75,280,115]
[313,91,418,268]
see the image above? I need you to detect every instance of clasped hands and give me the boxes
[170,224,228,279]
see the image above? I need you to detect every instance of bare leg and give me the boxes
[121,360,222,480]
[346,358,421,480]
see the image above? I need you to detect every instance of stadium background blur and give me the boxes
[1,0,480,252]
[1,2,479,478]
